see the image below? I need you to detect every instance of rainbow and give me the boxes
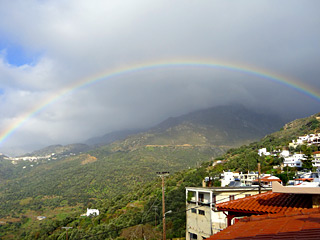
[1,59,320,146]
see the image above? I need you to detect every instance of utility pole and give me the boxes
[258,162,261,194]
[157,171,169,240]
[61,227,73,240]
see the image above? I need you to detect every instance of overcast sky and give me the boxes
[0,0,320,155]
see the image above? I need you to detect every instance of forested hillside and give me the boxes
[1,112,318,239]
[0,105,301,239]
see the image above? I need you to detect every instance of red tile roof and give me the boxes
[216,191,312,214]
[207,208,320,240]
[252,176,282,184]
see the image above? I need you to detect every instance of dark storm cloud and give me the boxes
[0,0,319,155]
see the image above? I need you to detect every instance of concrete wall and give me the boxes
[186,187,271,239]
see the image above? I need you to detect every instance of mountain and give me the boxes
[0,104,288,239]
[17,104,284,157]
[112,105,285,150]
[1,111,318,239]
[85,129,143,146]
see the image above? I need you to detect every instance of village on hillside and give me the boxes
[186,133,320,240]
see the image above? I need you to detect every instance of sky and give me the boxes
[0,0,320,156]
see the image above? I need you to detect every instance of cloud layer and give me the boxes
[0,0,320,155]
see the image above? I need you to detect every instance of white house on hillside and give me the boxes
[283,153,306,168]
[280,150,290,158]
[86,208,99,216]
[258,148,270,156]
[289,134,320,148]
[312,151,320,168]
[220,171,240,187]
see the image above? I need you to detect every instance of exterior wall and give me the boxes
[284,153,306,167]
[258,148,269,156]
[186,202,212,240]
[220,171,240,187]
[280,150,290,158]
[290,134,320,148]
[312,153,320,167]
[239,173,258,186]
[186,189,213,240]
[186,187,271,239]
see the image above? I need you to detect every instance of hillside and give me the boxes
[25,143,91,157]
[109,105,285,150]
[85,129,143,146]
[1,112,318,239]
[0,105,287,239]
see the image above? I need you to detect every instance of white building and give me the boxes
[258,148,270,156]
[312,151,320,168]
[86,208,99,216]
[289,134,320,148]
[220,171,240,187]
[239,172,259,186]
[186,186,271,240]
[283,153,306,168]
[220,171,273,187]
[307,134,320,145]
[280,150,290,158]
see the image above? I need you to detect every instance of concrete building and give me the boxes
[185,186,271,240]
[289,134,320,149]
[205,181,320,240]
[239,172,259,186]
[220,171,240,187]
[258,148,270,156]
[283,153,306,168]
[312,151,320,167]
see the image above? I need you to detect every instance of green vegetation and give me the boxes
[0,112,319,239]
[0,162,212,239]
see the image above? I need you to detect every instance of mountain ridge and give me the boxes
[17,104,285,157]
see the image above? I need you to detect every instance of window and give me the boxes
[191,208,196,213]
[229,195,235,201]
[212,194,216,205]
[190,233,198,240]
[199,193,204,202]
[198,210,205,215]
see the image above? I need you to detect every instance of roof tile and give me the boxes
[216,191,312,214]
[207,209,320,240]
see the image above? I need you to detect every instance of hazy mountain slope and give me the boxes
[115,105,285,149]
[83,105,285,148]
[85,129,143,146]
[25,143,91,156]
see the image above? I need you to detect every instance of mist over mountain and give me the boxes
[85,129,143,146]
[148,104,285,145]
[25,143,91,157]
[11,104,286,157]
